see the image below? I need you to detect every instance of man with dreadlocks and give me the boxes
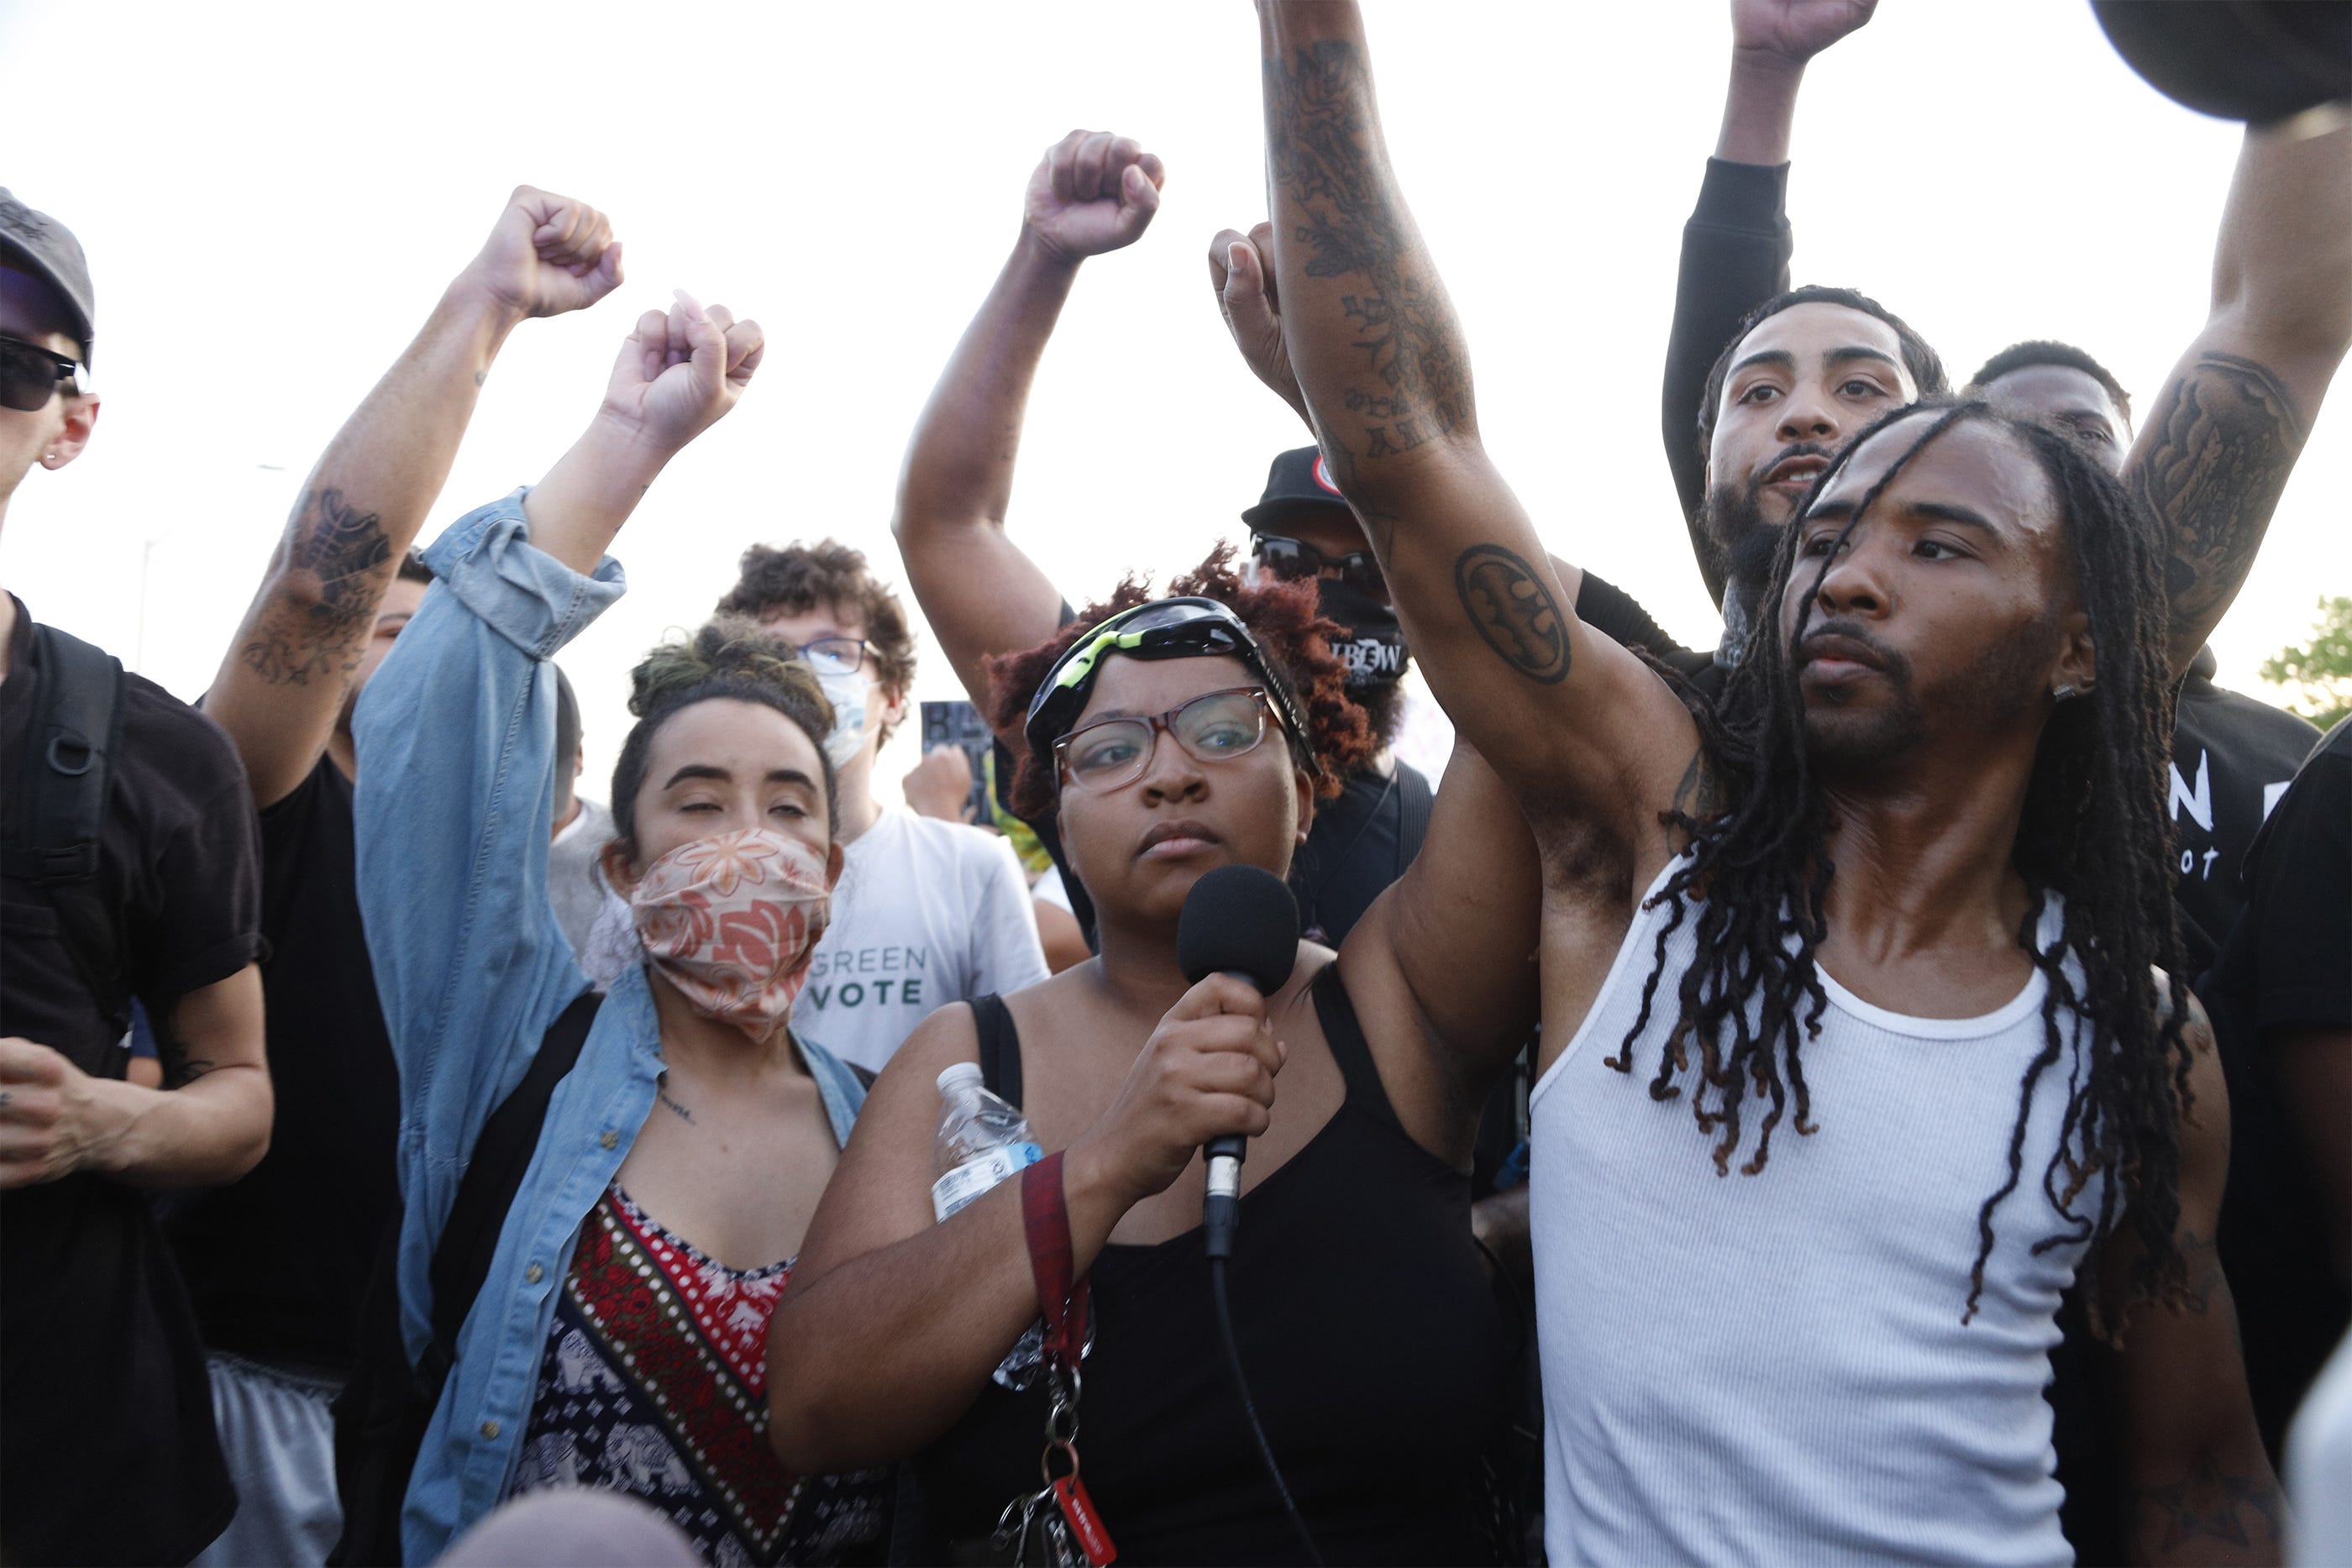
[1253,3,2284,1563]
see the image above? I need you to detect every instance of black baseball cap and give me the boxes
[1241,445,1351,532]
[0,189,96,366]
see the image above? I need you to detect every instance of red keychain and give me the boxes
[1017,1154,1117,1567]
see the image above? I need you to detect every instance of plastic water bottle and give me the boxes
[931,1062,1043,1222]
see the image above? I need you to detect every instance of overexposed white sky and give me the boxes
[3,0,2344,800]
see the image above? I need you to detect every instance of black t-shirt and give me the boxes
[2168,674,2320,971]
[165,754,402,1372]
[0,597,262,1567]
[2205,715,2349,1460]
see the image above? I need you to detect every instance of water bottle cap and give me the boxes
[936,1062,984,1095]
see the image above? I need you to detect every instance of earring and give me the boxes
[2051,684,2081,701]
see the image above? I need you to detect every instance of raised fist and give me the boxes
[596,291,764,454]
[1207,223,1307,424]
[461,186,625,322]
[1023,130,1166,264]
[1730,0,1877,66]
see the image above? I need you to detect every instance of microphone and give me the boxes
[1176,863,1300,1262]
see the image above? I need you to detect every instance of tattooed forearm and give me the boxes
[2129,1453,2286,1560]
[1456,544,1570,683]
[2131,352,2306,650]
[236,487,391,686]
[1263,38,1474,500]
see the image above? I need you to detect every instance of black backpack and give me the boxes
[328,990,603,1566]
[2,623,132,1041]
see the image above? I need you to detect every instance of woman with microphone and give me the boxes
[768,551,1542,1565]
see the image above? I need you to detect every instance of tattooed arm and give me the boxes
[1257,1,1695,853]
[894,131,1163,749]
[203,187,622,807]
[2102,996,2286,1565]
[2129,115,2352,679]
[0,966,269,1189]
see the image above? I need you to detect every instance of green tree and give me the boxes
[2260,595,2352,732]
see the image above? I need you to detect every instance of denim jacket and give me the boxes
[353,492,868,1565]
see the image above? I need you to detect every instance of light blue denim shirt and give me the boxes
[353,491,867,1565]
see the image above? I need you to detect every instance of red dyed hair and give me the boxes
[984,543,1377,820]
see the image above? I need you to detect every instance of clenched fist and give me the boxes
[460,185,626,323]
[1730,0,1877,66]
[1024,130,1166,265]
[596,291,764,455]
[1207,222,1306,423]
[0,1036,99,1188]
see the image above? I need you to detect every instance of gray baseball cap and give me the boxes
[0,189,95,366]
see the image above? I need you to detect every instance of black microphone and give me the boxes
[1176,863,1300,1262]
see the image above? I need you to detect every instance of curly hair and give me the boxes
[985,543,1376,821]
[1626,398,2192,1335]
[609,617,839,847]
[716,539,916,738]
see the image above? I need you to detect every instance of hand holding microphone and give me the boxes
[1177,865,1302,1261]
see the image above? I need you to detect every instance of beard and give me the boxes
[1700,475,1789,594]
[1798,612,2062,775]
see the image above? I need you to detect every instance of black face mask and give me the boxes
[1316,574,1411,691]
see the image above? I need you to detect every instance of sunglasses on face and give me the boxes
[0,336,88,413]
[1054,687,1280,793]
[1251,533,1383,592]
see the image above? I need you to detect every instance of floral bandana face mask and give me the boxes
[627,827,833,1039]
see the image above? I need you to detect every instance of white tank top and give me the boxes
[1530,854,2101,1567]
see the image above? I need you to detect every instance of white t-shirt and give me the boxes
[795,807,1050,1073]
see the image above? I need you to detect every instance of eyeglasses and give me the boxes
[1250,532,1383,593]
[1024,596,1321,782]
[0,336,88,413]
[791,637,866,678]
[1055,687,1279,792]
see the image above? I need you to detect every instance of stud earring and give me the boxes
[2051,684,2081,701]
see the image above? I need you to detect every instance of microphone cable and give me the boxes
[1208,1254,1324,1566]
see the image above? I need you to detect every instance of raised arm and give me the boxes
[894,132,1165,746]
[1662,0,1875,574]
[2130,113,2352,679]
[204,189,621,806]
[353,297,757,1285]
[1257,0,1695,843]
[1338,738,1541,1162]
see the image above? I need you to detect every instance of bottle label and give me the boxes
[932,1141,1044,1222]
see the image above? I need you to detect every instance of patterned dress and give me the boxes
[510,1185,890,1565]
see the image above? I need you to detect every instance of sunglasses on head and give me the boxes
[1250,532,1383,593]
[1025,596,1321,784]
[0,335,89,413]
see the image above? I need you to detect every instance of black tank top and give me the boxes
[913,966,1510,1565]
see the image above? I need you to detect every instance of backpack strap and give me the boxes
[3,624,131,1038]
[417,990,603,1393]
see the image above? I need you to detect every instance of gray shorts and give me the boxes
[192,1351,344,1568]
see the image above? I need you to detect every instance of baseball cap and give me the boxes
[0,189,96,366]
[1241,445,1350,532]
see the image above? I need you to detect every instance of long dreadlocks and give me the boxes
[1615,398,2194,1331]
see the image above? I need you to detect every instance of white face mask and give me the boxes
[814,664,869,768]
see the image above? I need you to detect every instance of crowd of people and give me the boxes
[2,2,2347,1565]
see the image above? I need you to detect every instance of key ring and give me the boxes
[1040,1437,1083,1487]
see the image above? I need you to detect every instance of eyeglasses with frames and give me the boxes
[1250,532,1383,593]
[790,637,867,678]
[1054,687,1280,793]
[0,336,90,413]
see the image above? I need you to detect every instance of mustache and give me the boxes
[1794,619,1910,680]
[1752,441,1838,491]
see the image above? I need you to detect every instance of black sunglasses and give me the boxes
[0,336,89,413]
[1250,532,1383,592]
